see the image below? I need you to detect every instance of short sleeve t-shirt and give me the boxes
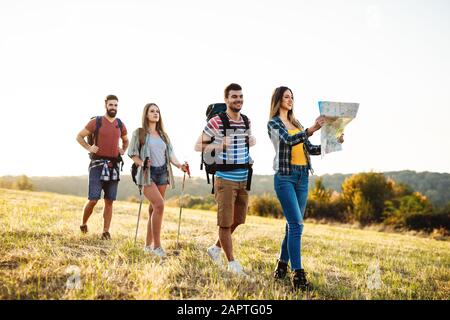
[147,135,167,167]
[203,114,250,182]
[85,117,127,158]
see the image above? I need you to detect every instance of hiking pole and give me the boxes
[134,186,143,245]
[134,157,149,245]
[176,162,190,249]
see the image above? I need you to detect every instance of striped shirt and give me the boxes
[204,114,251,182]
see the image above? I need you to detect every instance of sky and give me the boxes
[1,0,449,178]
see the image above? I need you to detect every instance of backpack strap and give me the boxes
[115,118,125,171]
[117,118,123,136]
[218,112,231,157]
[210,112,230,194]
[219,112,250,145]
[94,116,102,146]
[241,113,250,150]
[246,165,253,191]
[241,113,250,130]
[241,114,253,191]
[218,112,231,137]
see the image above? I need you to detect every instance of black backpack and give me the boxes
[200,103,253,194]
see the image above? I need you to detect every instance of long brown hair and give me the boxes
[269,86,302,129]
[141,103,171,145]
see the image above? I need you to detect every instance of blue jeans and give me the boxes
[274,165,309,270]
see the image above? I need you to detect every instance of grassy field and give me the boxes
[0,188,449,300]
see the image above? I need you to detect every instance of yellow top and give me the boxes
[288,129,307,165]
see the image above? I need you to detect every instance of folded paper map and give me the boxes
[318,101,359,156]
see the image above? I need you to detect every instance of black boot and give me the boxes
[273,260,288,279]
[101,231,111,240]
[292,269,311,291]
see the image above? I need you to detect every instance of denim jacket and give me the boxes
[267,116,321,175]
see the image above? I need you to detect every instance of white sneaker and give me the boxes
[207,245,223,266]
[143,246,153,254]
[228,260,248,277]
[152,247,167,258]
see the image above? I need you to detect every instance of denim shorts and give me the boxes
[150,164,169,186]
[88,164,119,201]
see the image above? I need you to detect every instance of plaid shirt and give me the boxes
[267,116,321,175]
[90,160,120,181]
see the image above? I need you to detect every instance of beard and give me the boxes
[229,103,242,113]
[107,109,117,118]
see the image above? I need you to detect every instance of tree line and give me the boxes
[12,170,449,209]
[1,172,449,235]
[165,172,450,235]
[0,175,33,191]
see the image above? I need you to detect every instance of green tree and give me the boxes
[352,191,376,224]
[390,179,413,198]
[249,193,283,218]
[399,192,433,215]
[310,177,332,203]
[342,172,393,224]
[13,175,33,191]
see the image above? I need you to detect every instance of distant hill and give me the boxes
[3,170,450,208]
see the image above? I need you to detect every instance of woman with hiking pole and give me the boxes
[128,103,189,258]
[267,87,344,291]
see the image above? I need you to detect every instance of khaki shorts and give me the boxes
[214,177,249,228]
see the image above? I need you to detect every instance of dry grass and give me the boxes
[0,188,449,300]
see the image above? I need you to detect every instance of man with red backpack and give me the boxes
[195,83,256,276]
[76,95,129,240]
